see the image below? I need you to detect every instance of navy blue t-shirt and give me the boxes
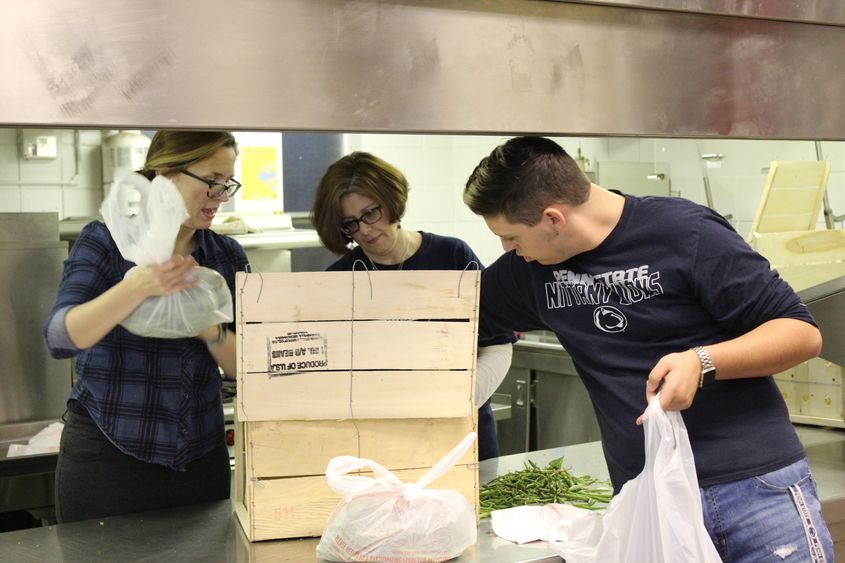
[328,231,517,460]
[327,230,472,270]
[480,195,814,490]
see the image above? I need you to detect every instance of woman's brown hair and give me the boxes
[310,152,408,255]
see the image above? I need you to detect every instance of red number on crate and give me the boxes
[274,507,294,521]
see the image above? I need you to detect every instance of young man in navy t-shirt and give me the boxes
[464,136,833,562]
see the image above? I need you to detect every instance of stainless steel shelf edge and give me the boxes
[3,1,845,139]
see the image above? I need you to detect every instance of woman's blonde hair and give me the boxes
[140,130,238,180]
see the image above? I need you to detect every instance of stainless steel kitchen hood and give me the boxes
[2,0,845,140]
[552,0,845,26]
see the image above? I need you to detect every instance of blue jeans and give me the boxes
[700,458,833,562]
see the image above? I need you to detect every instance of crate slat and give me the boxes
[237,369,473,422]
[244,417,477,478]
[240,320,476,374]
[238,270,480,322]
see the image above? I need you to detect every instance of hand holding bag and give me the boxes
[101,172,233,338]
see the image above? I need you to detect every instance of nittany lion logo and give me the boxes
[593,306,627,333]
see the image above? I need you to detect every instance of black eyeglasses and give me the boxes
[340,206,382,235]
[180,168,242,199]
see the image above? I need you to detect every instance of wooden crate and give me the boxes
[233,270,481,541]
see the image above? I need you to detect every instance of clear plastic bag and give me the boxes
[550,397,721,563]
[100,172,233,338]
[316,432,478,562]
[119,264,233,338]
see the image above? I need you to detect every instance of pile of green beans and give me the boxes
[479,457,613,519]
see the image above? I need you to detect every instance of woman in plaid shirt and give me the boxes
[44,131,249,523]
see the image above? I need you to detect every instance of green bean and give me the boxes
[478,456,612,519]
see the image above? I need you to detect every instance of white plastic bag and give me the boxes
[550,396,721,563]
[100,172,233,338]
[316,432,478,562]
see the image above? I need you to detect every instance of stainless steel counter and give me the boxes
[0,443,608,563]
[0,432,842,562]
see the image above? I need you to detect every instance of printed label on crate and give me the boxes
[267,331,329,375]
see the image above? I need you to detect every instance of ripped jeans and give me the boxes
[701,457,833,562]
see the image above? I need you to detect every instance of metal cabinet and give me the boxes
[0,214,71,425]
[492,366,531,456]
[495,339,601,455]
[0,213,70,528]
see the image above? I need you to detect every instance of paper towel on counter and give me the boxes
[491,504,602,545]
[6,422,64,457]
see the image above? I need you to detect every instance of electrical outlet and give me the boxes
[21,129,59,159]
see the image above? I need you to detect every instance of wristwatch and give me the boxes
[692,346,717,388]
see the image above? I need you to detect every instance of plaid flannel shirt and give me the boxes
[44,221,249,470]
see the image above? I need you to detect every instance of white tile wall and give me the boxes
[0,129,17,144]
[0,144,19,182]
[20,157,63,184]
[21,186,63,214]
[0,128,103,220]
[344,133,845,266]
[2,128,844,259]
[0,187,22,213]
[63,188,106,218]
[606,138,641,161]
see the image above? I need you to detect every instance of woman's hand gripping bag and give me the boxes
[100,172,233,338]
[316,432,478,562]
[551,397,721,563]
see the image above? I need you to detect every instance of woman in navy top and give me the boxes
[44,131,249,523]
[311,151,515,461]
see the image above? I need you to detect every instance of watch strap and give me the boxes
[692,346,716,387]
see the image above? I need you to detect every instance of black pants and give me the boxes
[477,399,500,461]
[55,411,230,524]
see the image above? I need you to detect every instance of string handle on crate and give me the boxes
[346,260,376,459]
[457,260,480,298]
[351,259,374,299]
